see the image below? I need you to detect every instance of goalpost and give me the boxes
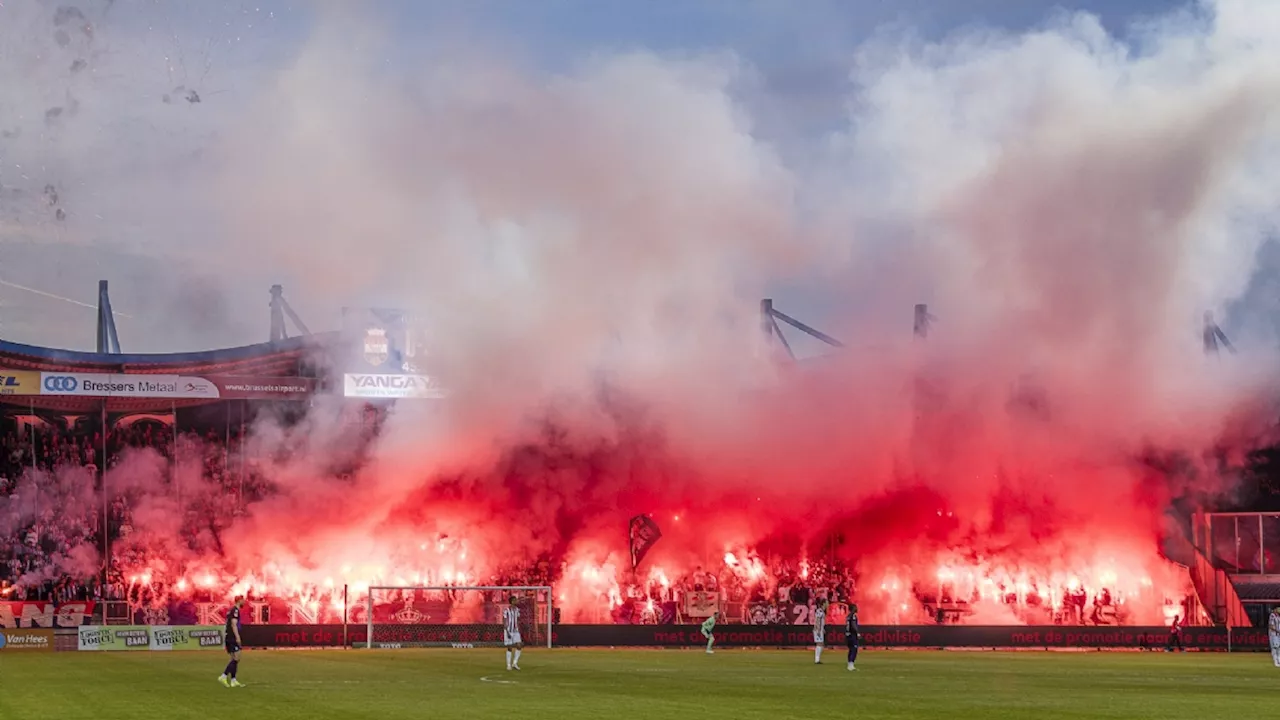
[364,586,553,649]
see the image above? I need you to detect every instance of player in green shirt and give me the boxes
[701,612,718,654]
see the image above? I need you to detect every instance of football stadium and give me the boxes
[2,282,1279,718]
[6,1,1280,718]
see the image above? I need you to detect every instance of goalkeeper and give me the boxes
[701,611,719,654]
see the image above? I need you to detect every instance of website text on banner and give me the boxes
[78,626,152,651]
[343,373,445,399]
[209,376,315,400]
[0,628,55,652]
[0,369,41,396]
[1,601,96,628]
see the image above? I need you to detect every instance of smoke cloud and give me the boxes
[4,0,1280,622]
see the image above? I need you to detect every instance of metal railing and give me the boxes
[1198,512,1280,575]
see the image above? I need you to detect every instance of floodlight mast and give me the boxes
[269,284,311,343]
[96,280,121,353]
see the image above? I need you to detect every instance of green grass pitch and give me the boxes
[1,648,1275,719]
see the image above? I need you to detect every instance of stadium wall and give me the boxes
[5,603,1267,650]
[238,624,1268,651]
[7,625,1269,652]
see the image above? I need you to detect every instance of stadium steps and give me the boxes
[1166,529,1250,626]
[1187,547,1250,627]
[1225,576,1280,603]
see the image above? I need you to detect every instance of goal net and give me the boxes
[364,586,553,649]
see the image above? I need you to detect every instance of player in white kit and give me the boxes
[503,596,523,671]
[1269,606,1280,668]
[813,599,828,664]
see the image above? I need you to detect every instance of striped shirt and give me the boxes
[1270,612,1280,635]
[503,606,520,636]
[814,605,826,628]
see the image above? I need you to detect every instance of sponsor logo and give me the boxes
[0,371,39,396]
[191,629,224,647]
[39,373,219,399]
[363,327,390,366]
[1,628,54,651]
[43,375,78,392]
[152,627,187,646]
[184,382,213,395]
[79,627,113,648]
[343,373,445,399]
[117,628,150,647]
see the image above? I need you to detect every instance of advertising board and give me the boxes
[149,625,225,651]
[0,370,41,396]
[77,625,152,651]
[41,373,218,399]
[237,623,1270,651]
[343,373,444,399]
[0,628,54,652]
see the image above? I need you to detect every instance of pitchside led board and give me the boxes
[341,308,445,400]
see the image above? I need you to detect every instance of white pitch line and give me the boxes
[479,675,519,685]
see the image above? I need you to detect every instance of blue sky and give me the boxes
[176,0,1187,74]
[372,0,1183,60]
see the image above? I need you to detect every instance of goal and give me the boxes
[364,586,553,649]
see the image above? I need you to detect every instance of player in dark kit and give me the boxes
[845,603,860,671]
[219,597,246,688]
[1166,614,1184,653]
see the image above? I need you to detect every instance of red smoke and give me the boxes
[5,2,1280,627]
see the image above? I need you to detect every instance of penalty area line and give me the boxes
[480,675,519,685]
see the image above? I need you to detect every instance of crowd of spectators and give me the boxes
[1,422,102,602]
[0,417,258,604]
[606,558,855,624]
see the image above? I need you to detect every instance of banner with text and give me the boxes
[78,625,152,651]
[343,373,445,399]
[234,623,1270,651]
[0,628,54,652]
[1,601,96,628]
[36,374,316,401]
[149,625,225,651]
[0,369,41,397]
[208,377,316,401]
[41,373,218,399]
[746,602,849,626]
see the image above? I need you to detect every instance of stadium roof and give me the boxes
[0,333,337,376]
[0,333,338,411]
